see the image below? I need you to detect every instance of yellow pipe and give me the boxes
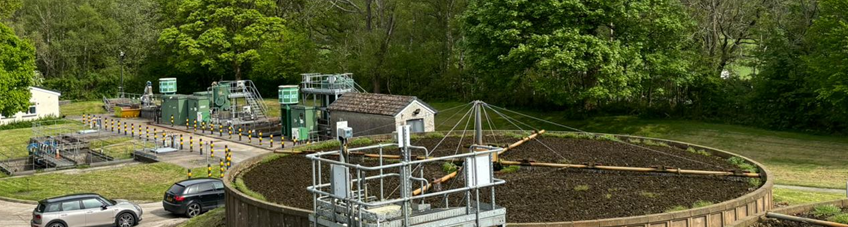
[498,130,546,155]
[413,168,460,196]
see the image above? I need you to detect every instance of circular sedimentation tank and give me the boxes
[224,131,774,227]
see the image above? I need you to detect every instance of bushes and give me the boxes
[441,162,458,174]
[728,157,758,173]
[0,117,68,130]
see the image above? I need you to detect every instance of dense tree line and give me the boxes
[0,0,846,133]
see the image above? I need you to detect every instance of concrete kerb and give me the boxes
[223,131,774,227]
[0,196,36,205]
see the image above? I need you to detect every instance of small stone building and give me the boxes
[328,93,437,137]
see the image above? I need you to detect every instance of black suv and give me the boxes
[162,178,225,218]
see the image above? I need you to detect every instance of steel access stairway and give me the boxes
[227,80,270,121]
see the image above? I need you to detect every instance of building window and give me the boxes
[26,106,36,115]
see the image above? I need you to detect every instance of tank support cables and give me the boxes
[485,103,728,170]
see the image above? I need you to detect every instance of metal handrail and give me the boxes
[308,143,504,207]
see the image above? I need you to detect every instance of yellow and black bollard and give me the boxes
[226,153,231,170]
[180,134,184,150]
[209,123,214,135]
[187,169,192,179]
[207,164,212,178]
[145,127,149,141]
[202,122,205,133]
[219,160,225,178]
[259,132,263,146]
[281,136,285,148]
[228,126,232,139]
[238,128,242,141]
[124,122,127,136]
[219,125,223,136]
[170,115,174,127]
[200,139,204,155]
[248,130,252,143]
[162,132,167,147]
[138,126,142,139]
[189,136,193,152]
[131,124,134,137]
[153,128,158,143]
[186,119,189,130]
[193,120,197,133]
[270,134,273,148]
[210,141,215,158]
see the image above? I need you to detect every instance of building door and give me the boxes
[407,119,425,133]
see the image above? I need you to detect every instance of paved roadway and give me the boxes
[0,117,292,226]
[0,200,186,227]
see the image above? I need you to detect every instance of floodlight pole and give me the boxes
[119,51,125,98]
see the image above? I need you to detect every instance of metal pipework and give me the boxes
[498,130,546,155]
[412,167,460,196]
[767,212,848,227]
[498,160,761,178]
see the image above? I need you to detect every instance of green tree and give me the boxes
[0,23,35,116]
[0,0,22,19]
[9,0,160,100]
[806,0,848,113]
[158,0,287,80]
[463,0,694,109]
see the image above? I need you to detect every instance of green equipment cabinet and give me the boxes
[282,105,315,140]
[161,95,188,125]
[212,82,231,110]
[187,95,211,123]
[278,85,299,105]
[159,78,177,94]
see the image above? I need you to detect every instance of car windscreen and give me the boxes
[168,184,186,195]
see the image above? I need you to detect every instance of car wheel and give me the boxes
[117,212,135,227]
[48,222,66,227]
[186,202,201,218]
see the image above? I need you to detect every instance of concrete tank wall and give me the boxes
[223,132,775,227]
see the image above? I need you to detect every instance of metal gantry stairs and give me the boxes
[229,80,269,121]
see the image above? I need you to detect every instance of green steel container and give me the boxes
[187,95,211,123]
[281,105,293,138]
[161,95,188,125]
[282,105,315,140]
[159,78,177,94]
[278,85,299,104]
[213,82,231,110]
[193,91,211,97]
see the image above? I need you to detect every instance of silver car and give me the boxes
[31,193,143,227]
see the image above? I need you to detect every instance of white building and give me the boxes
[0,87,61,125]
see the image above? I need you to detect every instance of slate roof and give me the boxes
[328,93,436,116]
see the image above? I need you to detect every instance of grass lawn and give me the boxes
[88,137,136,160]
[263,98,281,118]
[179,207,225,227]
[431,102,848,189]
[0,121,87,159]
[773,188,846,205]
[0,162,225,202]
[61,100,107,116]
